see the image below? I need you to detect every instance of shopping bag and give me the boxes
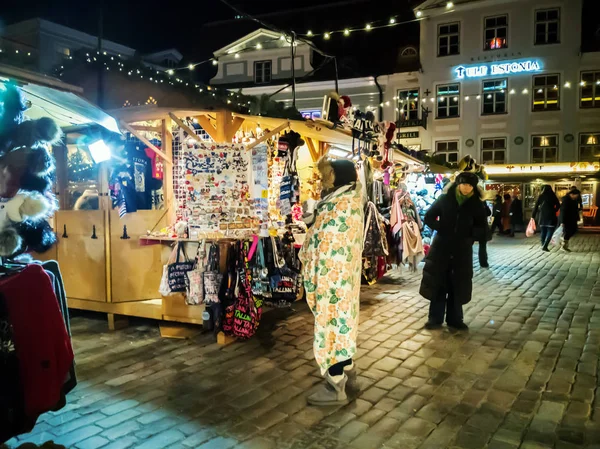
[185,240,206,305]
[167,243,194,293]
[269,236,299,304]
[233,242,262,339]
[550,224,563,247]
[203,243,223,304]
[525,218,536,237]
[159,245,178,296]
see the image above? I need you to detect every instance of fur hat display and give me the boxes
[0,82,59,257]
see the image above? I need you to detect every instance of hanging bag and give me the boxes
[167,242,195,293]
[526,218,536,238]
[221,243,239,335]
[251,238,272,299]
[269,236,299,304]
[550,224,564,247]
[159,245,178,296]
[233,242,262,339]
[203,243,222,304]
[185,240,206,305]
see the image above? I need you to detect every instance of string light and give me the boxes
[344,29,350,36]
[167,69,174,75]
[522,88,529,94]
[509,89,515,94]
[324,32,331,39]
[307,30,313,36]
[580,81,586,86]
[390,18,396,24]
[256,43,262,49]
[446,2,454,8]
[235,53,240,58]
[465,96,470,101]
[188,64,194,70]
[366,24,372,31]
[212,60,218,65]
[416,11,423,18]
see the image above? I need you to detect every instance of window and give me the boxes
[434,141,459,165]
[531,135,558,163]
[484,15,508,50]
[397,89,419,121]
[401,47,418,57]
[580,71,600,108]
[436,84,460,118]
[579,133,600,161]
[533,74,560,111]
[535,8,560,45]
[438,22,460,56]
[254,61,272,84]
[481,138,506,164]
[57,47,70,56]
[482,79,507,114]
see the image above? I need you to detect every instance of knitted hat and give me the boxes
[454,171,479,189]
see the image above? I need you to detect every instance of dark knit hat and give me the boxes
[330,159,358,188]
[455,172,479,189]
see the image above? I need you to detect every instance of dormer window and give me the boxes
[255,61,272,84]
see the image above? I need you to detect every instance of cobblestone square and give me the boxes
[7,235,600,449]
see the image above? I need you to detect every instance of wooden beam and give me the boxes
[215,110,231,142]
[246,122,289,151]
[305,137,319,162]
[129,125,162,133]
[120,121,172,164]
[194,115,219,142]
[162,117,175,226]
[168,113,204,145]
[226,116,245,142]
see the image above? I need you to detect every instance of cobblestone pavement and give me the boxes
[7,235,600,449]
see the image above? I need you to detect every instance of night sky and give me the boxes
[0,0,420,62]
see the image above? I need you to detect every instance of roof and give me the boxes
[214,28,291,57]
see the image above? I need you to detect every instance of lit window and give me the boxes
[579,133,600,161]
[484,15,508,50]
[481,138,506,164]
[532,74,560,111]
[531,135,558,163]
[254,60,272,84]
[434,141,459,165]
[438,22,460,57]
[482,79,507,115]
[535,8,560,45]
[580,71,600,108]
[436,83,460,118]
[397,88,419,121]
[57,47,71,56]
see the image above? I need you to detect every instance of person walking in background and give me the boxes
[559,188,581,252]
[420,172,487,331]
[299,158,363,406]
[533,185,560,252]
[571,186,583,211]
[501,193,512,236]
[509,194,523,236]
[478,201,492,268]
[490,194,503,235]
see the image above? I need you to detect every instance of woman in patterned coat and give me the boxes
[299,157,364,406]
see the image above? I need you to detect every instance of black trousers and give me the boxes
[428,269,464,325]
[490,215,503,234]
[564,224,577,241]
[478,241,488,265]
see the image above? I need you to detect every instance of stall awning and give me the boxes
[1,64,121,134]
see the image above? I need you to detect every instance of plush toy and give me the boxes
[174,221,188,239]
[0,82,60,258]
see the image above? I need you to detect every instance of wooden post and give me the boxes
[215,110,231,143]
[305,137,319,162]
[107,314,129,331]
[162,117,175,225]
[99,162,112,304]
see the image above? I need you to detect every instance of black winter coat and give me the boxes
[559,195,579,228]
[533,193,560,227]
[419,187,487,305]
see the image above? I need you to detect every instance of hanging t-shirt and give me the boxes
[144,148,164,180]
[124,143,158,210]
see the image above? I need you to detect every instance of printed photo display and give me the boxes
[183,143,257,237]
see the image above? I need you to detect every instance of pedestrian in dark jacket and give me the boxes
[490,194,503,234]
[420,172,487,330]
[559,188,580,251]
[533,184,560,251]
[509,195,523,236]
[478,201,492,268]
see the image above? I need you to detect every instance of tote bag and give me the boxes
[550,224,563,247]
[233,242,262,339]
[525,218,536,237]
[167,243,195,293]
[159,245,178,296]
[185,240,206,305]
[269,236,299,304]
[203,243,222,304]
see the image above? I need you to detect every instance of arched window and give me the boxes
[401,46,418,57]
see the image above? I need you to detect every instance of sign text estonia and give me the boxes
[454,60,542,79]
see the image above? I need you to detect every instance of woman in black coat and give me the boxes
[559,188,580,252]
[532,185,560,252]
[420,172,487,330]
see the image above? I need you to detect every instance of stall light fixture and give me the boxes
[88,139,111,163]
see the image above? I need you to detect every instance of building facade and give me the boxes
[402,0,600,212]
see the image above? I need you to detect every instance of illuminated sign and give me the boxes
[300,109,322,120]
[454,60,542,79]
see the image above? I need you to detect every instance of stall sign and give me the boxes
[454,59,542,79]
[300,109,322,120]
[398,131,419,139]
